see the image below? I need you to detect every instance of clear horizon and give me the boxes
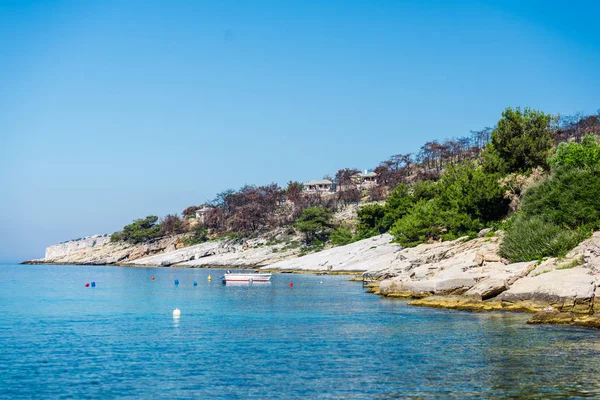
[2,0,600,261]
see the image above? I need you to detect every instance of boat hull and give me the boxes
[223,273,272,283]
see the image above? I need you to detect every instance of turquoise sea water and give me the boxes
[1,264,600,399]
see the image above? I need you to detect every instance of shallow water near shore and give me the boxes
[1,263,599,399]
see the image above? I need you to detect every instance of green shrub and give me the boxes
[390,199,441,247]
[294,207,333,244]
[499,215,590,262]
[411,180,439,201]
[384,184,416,222]
[435,163,508,223]
[182,224,209,246]
[356,204,387,239]
[113,216,163,244]
[329,226,357,246]
[519,167,600,230]
[225,232,244,241]
[556,256,585,270]
[548,134,600,171]
[356,182,440,240]
[281,240,301,252]
[309,238,326,252]
[484,230,496,238]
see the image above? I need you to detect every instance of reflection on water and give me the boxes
[0,264,599,399]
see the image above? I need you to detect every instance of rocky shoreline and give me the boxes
[367,231,600,329]
[24,230,600,329]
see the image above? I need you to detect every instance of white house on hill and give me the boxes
[303,179,335,192]
[352,170,378,187]
[194,206,212,223]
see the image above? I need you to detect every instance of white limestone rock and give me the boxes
[263,234,400,272]
[45,235,110,259]
[499,267,596,310]
[464,278,508,300]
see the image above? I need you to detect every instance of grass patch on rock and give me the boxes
[499,215,590,262]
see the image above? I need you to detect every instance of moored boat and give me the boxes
[222,271,272,283]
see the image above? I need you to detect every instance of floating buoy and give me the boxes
[91,282,96,287]
[320,281,323,284]
[174,279,179,285]
[173,308,181,318]
[151,276,155,281]
[85,283,90,287]
[207,275,212,281]
[193,281,197,286]
[289,282,293,287]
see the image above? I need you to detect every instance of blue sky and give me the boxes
[1,0,599,261]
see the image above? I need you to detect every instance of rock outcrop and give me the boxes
[90,233,402,271]
[44,235,111,259]
[376,231,600,328]
[262,234,400,272]
[27,231,402,271]
[26,235,185,265]
[126,237,303,268]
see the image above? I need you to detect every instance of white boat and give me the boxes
[222,271,272,283]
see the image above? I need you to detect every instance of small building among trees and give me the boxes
[352,170,378,188]
[303,179,335,193]
[194,206,213,224]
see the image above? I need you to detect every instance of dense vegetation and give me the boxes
[499,134,600,261]
[389,164,508,246]
[359,108,600,260]
[355,164,508,247]
[109,107,600,262]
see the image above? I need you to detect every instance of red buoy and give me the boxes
[289,282,293,287]
[85,283,90,287]
[151,276,155,281]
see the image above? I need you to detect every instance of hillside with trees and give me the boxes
[110,107,600,261]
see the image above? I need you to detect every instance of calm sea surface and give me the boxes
[1,263,600,399]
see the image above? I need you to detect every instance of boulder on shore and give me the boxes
[499,267,596,313]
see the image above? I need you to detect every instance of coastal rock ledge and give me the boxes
[24,232,399,271]
[374,232,600,329]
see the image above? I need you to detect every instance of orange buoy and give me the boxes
[151,276,155,281]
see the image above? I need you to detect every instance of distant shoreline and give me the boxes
[19,260,362,276]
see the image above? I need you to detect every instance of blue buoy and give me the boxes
[193,281,197,286]
[91,282,96,287]
[174,279,179,285]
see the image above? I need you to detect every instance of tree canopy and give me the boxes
[112,216,163,244]
[482,107,554,174]
[294,207,333,245]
